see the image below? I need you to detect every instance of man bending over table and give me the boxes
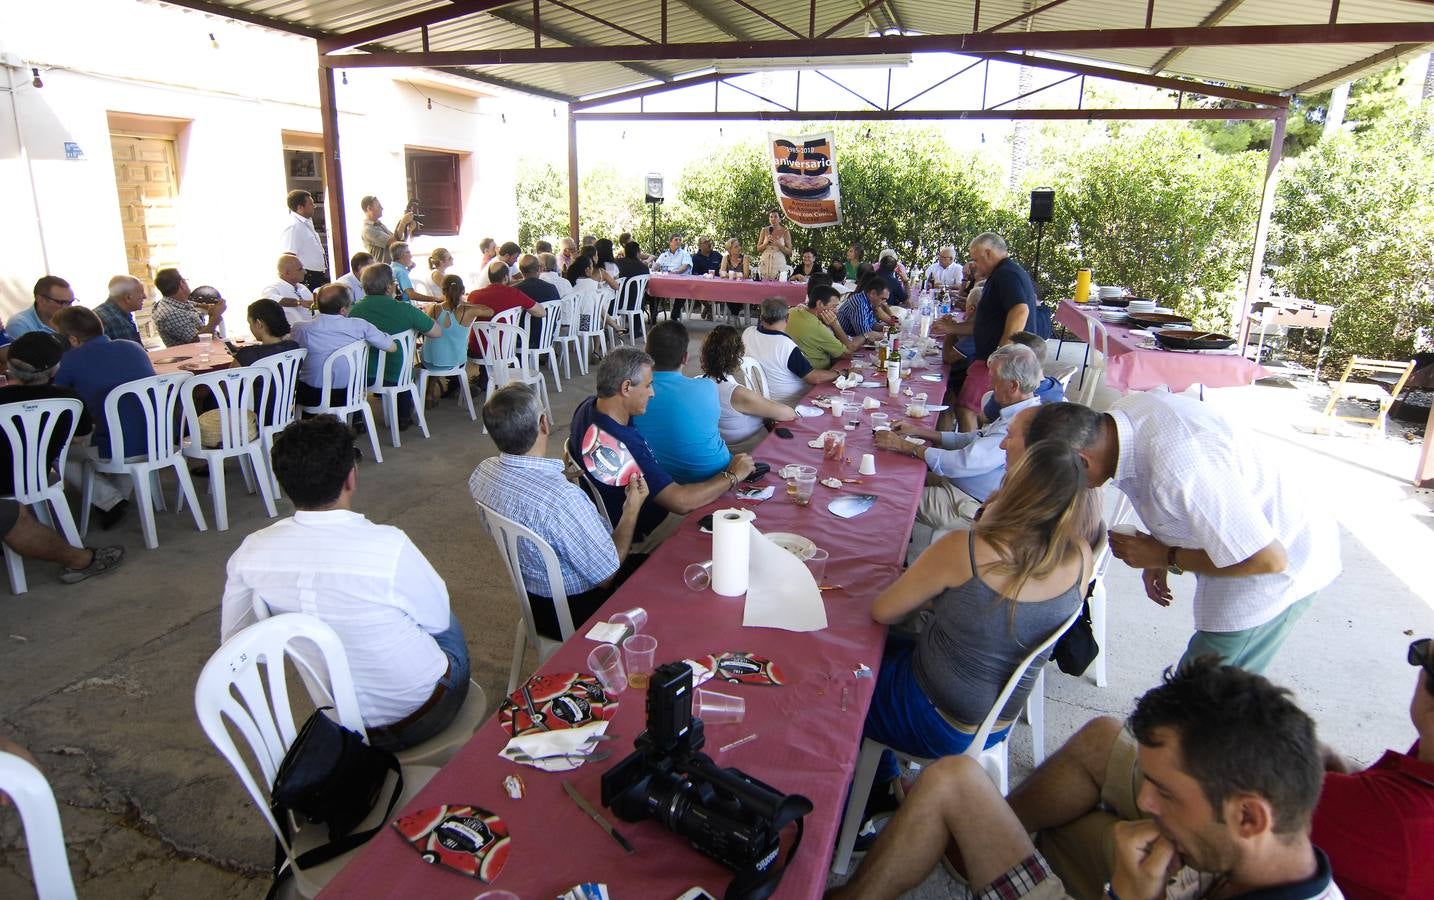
[831,659,1346,900]
[221,416,469,752]
[875,344,1043,534]
[1026,394,1340,674]
[742,298,844,405]
[570,348,755,546]
[471,384,648,640]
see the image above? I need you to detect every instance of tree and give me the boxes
[513,162,647,249]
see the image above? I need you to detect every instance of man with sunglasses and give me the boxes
[11,275,75,338]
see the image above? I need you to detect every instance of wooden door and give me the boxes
[109,134,180,292]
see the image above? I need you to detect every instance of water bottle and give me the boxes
[919,292,934,339]
[939,290,952,318]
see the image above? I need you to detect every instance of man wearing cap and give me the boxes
[2,332,130,529]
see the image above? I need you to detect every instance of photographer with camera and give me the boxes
[359,195,417,265]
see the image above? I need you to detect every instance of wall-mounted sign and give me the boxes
[63,142,84,160]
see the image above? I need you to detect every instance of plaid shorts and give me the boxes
[977,852,1070,900]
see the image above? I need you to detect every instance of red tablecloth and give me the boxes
[320,358,948,900]
[1055,299,1267,393]
[647,274,807,306]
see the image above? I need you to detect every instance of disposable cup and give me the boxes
[1110,524,1139,537]
[608,607,648,636]
[804,548,829,583]
[475,892,521,900]
[859,453,877,476]
[830,397,846,418]
[822,430,846,460]
[586,644,627,695]
[794,471,817,506]
[840,390,856,408]
[684,561,712,591]
[622,634,658,688]
[870,412,889,431]
[696,688,746,725]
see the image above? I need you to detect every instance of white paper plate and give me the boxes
[764,532,816,560]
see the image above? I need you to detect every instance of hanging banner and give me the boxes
[769,132,842,228]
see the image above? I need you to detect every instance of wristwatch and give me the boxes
[722,470,739,489]
[1166,545,1184,576]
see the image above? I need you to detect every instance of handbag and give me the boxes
[267,707,403,880]
[1053,593,1100,677]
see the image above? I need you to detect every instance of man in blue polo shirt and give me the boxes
[52,305,156,458]
[947,232,1036,431]
[633,320,730,483]
[11,275,74,338]
[570,348,755,543]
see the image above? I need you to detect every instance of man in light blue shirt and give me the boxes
[388,242,439,305]
[290,282,396,408]
[633,319,731,483]
[11,276,74,337]
[654,234,692,274]
[875,344,1044,530]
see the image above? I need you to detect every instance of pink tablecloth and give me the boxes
[1055,299,1267,393]
[647,273,807,306]
[147,341,234,376]
[320,358,947,900]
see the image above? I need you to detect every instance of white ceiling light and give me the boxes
[714,54,912,73]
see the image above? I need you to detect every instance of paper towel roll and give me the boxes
[711,507,755,597]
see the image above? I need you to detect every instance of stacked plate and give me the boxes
[1097,286,1126,302]
[1126,297,1157,314]
[1095,306,1130,323]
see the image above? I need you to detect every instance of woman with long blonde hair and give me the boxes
[858,438,1093,804]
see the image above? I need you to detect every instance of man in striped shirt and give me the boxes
[469,383,648,640]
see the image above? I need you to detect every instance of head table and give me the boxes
[646,273,809,307]
[318,349,949,899]
[1055,298,1268,393]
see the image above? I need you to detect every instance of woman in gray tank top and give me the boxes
[860,439,1095,793]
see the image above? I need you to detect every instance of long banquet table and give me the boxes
[1055,299,1268,393]
[320,354,947,899]
[147,340,235,376]
[647,273,808,307]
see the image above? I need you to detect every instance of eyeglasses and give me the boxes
[1410,638,1433,673]
[41,295,75,305]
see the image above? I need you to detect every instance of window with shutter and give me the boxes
[404,150,462,236]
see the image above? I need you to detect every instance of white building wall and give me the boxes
[0,0,526,330]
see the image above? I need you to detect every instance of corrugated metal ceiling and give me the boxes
[165,0,1434,101]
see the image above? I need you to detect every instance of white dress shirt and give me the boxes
[1109,391,1340,633]
[261,280,315,326]
[220,508,451,728]
[540,271,576,298]
[280,211,326,272]
[655,248,692,274]
[924,395,1041,501]
[925,260,963,288]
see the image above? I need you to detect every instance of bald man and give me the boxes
[261,253,315,325]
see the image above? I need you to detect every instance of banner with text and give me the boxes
[769,132,842,228]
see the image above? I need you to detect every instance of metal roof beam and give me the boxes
[159,0,326,39]
[485,6,673,84]
[673,0,759,41]
[571,107,1286,121]
[319,1,521,54]
[820,0,891,40]
[571,70,736,109]
[984,0,1077,34]
[322,22,1434,70]
[1285,42,1428,93]
[973,51,1287,106]
[1148,0,1249,74]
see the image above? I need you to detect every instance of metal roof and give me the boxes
[163,0,1434,102]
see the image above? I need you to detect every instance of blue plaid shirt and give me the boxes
[94,300,142,344]
[468,453,619,597]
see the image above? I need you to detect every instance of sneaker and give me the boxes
[96,500,129,531]
[852,813,892,855]
[60,546,125,585]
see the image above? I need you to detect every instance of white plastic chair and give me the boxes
[179,369,278,532]
[1087,491,1134,688]
[738,355,770,399]
[524,298,565,394]
[367,331,430,449]
[0,398,85,594]
[250,348,307,498]
[830,603,1082,875]
[1075,317,1108,407]
[550,294,584,378]
[472,323,551,435]
[80,373,207,551]
[613,274,650,347]
[574,285,612,367]
[0,751,77,900]
[194,614,438,898]
[297,339,383,464]
[415,313,477,422]
[475,502,575,694]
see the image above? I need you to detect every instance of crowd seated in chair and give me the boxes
[52,306,156,461]
[220,416,469,752]
[291,283,396,409]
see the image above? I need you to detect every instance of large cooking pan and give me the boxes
[1155,329,1235,351]
[1126,311,1192,329]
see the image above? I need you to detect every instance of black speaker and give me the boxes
[1029,188,1054,224]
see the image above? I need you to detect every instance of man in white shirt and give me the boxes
[279,190,328,291]
[879,344,1043,531]
[261,253,315,326]
[475,241,521,289]
[538,252,575,297]
[924,244,962,290]
[654,234,692,274]
[741,298,844,405]
[338,251,373,302]
[220,415,469,751]
[1027,392,1341,673]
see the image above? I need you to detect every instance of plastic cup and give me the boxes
[822,430,846,460]
[684,561,712,591]
[586,644,627,696]
[696,688,746,725]
[793,471,817,506]
[830,397,845,418]
[608,607,647,637]
[804,548,829,583]
[622,634,658,689]
[476,892,521,900]
[1110,524,1139,537]
[870,412,889,431]
[198,332,213,361]
[840,390,856,408]
[859,453,877,476]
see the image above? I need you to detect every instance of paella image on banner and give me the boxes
[770,131,842,228]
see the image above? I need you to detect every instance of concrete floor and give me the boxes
[2,322,1431,899]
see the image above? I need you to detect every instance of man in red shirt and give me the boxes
[466,260,545,358]
[1309,639,1434,900]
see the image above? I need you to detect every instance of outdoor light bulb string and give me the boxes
[402,80,498,120]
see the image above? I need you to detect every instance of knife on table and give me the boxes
[561,781,635,854]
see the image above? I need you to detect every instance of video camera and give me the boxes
[601,662,812,900]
